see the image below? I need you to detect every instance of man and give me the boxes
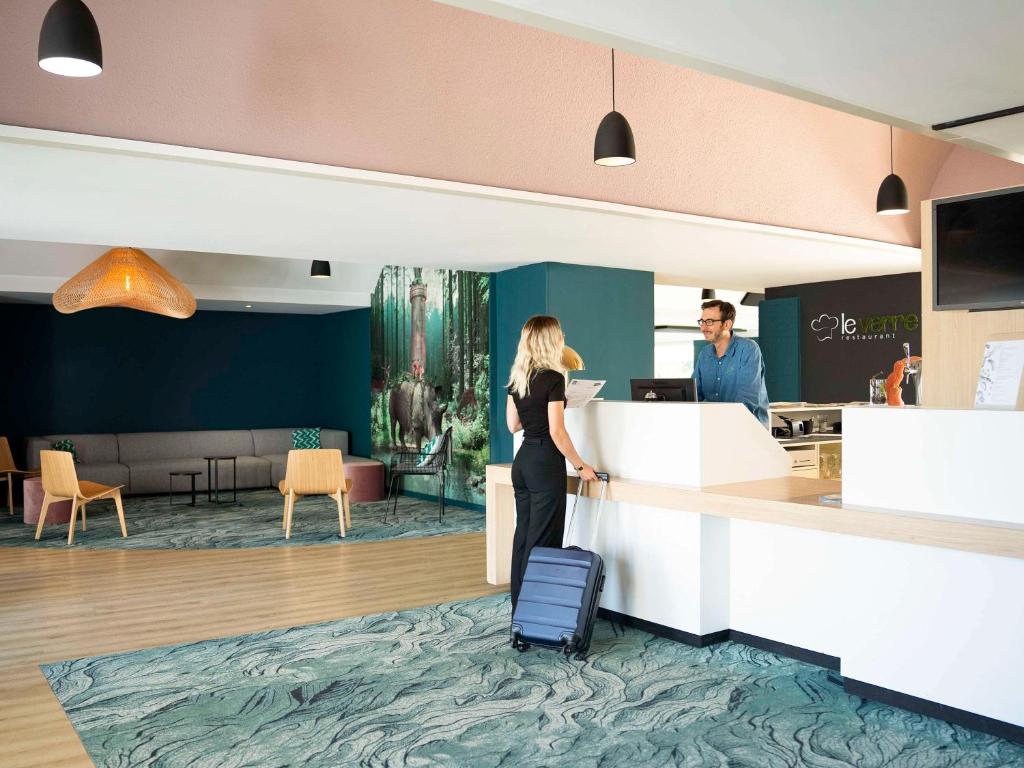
[693,299,770,427]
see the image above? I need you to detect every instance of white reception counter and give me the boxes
[485,401,1024,741]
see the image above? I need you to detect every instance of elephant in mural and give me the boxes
[389,380,448,452]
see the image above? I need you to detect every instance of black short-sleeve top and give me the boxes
[508,369,567,440]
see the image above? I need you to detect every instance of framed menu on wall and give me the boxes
[975,335,1024,410]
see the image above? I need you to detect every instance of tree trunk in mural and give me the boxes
[448,272,455,394]
[409,273,427,380]
[457,273,465,397]
[468,272,475,389]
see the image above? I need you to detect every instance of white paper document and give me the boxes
[975,339,1024,409]
[566,379,605,408]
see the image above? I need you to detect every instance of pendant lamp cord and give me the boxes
[890,125,894,174]
[611,48,616,112]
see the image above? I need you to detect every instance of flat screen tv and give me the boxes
[933,186,1024,311]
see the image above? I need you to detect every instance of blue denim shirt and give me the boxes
[693,335,770,427]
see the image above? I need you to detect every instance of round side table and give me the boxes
[204,456,237,504]
[169,471,202,507]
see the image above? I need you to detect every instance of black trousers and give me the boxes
[510,439,567,608]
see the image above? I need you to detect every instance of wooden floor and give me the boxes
[0,532,502,768]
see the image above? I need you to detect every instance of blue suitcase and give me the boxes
[511,472,609,660]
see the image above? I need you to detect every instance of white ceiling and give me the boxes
[442,0,1024,161]
[0,125,919,306]
[0,241,379,314]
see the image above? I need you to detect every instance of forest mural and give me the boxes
[370,266,490,507]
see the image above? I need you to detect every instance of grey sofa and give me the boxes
[26,428,350,495]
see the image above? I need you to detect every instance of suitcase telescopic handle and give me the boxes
[566,473,609,551]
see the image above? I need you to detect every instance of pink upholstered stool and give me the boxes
[22,476,73,525]
[343,457,386,503]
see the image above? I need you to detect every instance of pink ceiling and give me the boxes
[1,0,1020,248]
[928,145,1024,201]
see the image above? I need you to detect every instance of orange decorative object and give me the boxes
[52,247,196,319]
[885,355,922,405]
[562,345,585,371]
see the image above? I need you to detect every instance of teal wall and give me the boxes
[545,263,655,403]
[0,304,371,464]
[490,262,654,463]
[490,265,548,463]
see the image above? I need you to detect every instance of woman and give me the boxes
[506,316,598,609]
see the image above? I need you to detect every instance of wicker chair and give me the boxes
[385,427,452,523]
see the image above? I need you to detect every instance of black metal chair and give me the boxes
[385,427,452,523]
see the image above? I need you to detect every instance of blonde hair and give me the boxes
[507,315,566,398]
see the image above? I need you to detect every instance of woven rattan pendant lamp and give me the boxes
[52,247,196,319]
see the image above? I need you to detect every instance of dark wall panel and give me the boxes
[758,298,802,402]
[322,308,372,458]
[0,304,370,463]
[766,273,922,403]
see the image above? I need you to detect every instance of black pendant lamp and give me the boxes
[740,292,765,306]
[594,49,636,167]
[38,0,102,78]
[310,260,331,278]
[876,126,909,216]
[701,289,716,301]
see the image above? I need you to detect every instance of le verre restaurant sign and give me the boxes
[767,272,922,402]
[810,311,920,343]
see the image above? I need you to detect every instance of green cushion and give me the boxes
[51,439,80,464]
[417,435,441,467]
[291,428,321,450]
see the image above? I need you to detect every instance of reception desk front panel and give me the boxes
[843,406,1024,525]
[487,403,1024,737]
[562,401,789,487]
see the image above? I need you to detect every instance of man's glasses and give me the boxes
[696,319,724,328]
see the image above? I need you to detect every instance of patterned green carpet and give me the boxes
[42,594,1024,768]
[0,490,483,549]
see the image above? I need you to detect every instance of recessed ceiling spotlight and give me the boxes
[244,304,253,309]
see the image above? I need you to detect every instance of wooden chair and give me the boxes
[36,450,127,545]
[1,437,40,515]
[278,449,352,540]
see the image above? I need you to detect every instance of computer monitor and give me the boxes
[630,378,697,402]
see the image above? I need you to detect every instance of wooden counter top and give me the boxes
[704,476,840,506]
[486,465,1024,560]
